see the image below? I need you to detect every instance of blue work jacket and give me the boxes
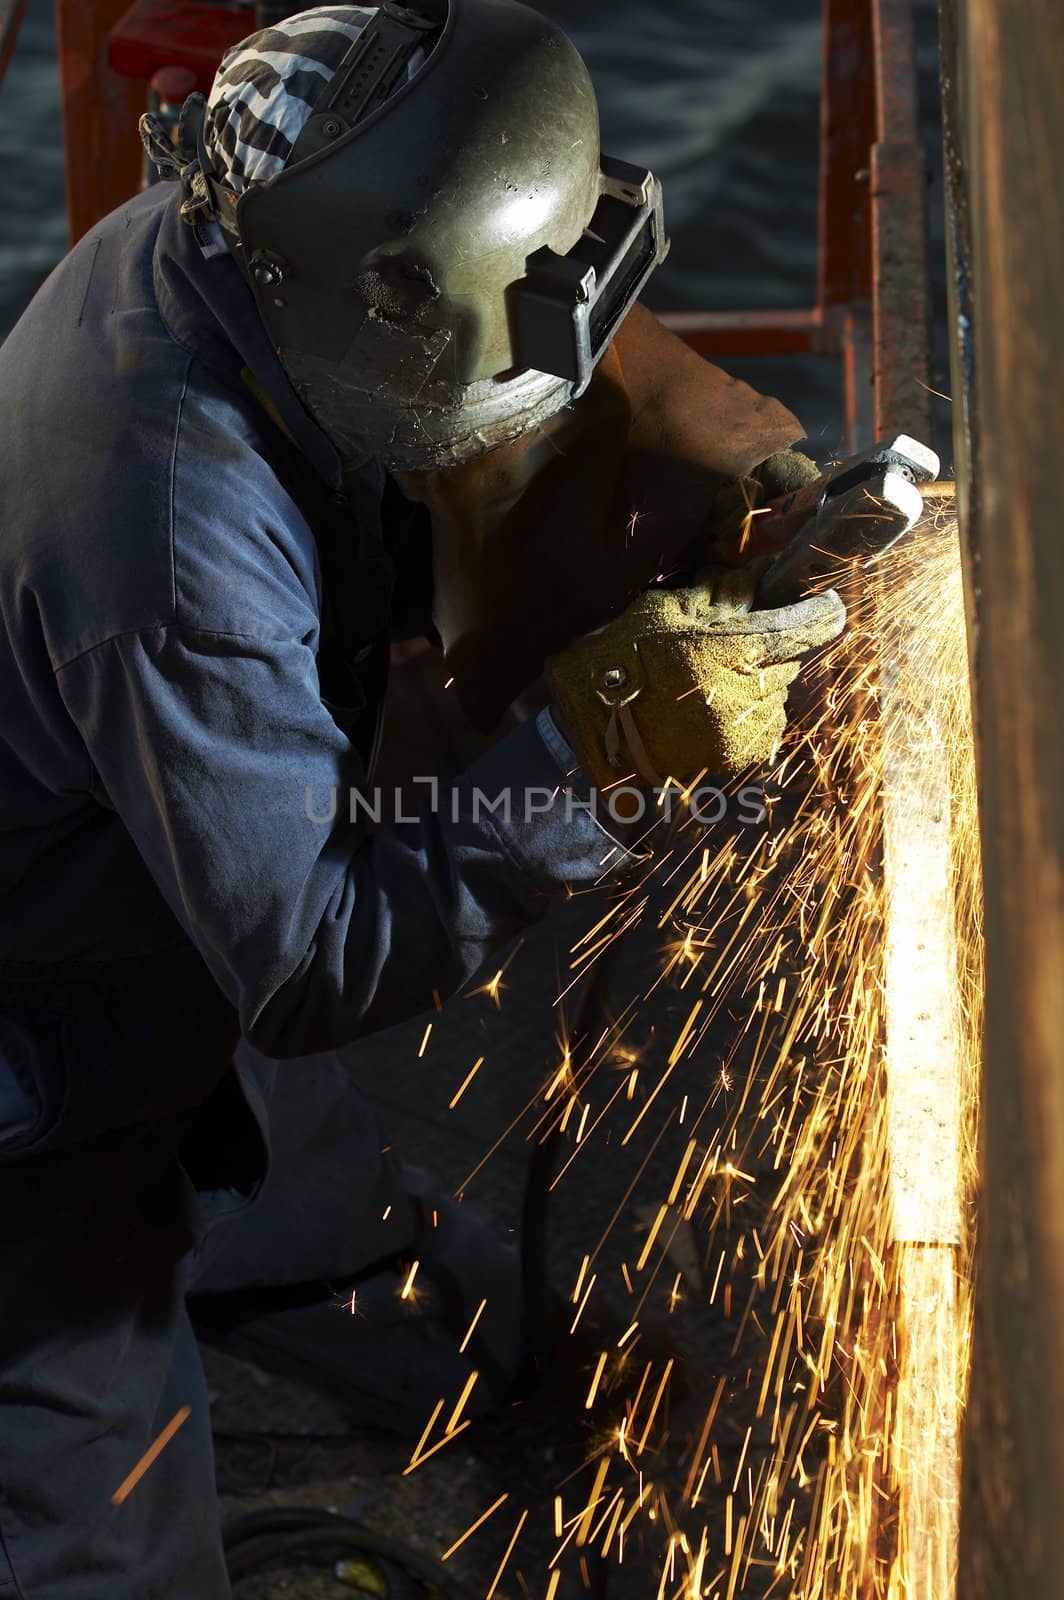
[0,186,633,1156]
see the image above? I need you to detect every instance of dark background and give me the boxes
[0,0,949,459]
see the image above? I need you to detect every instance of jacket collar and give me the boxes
[152,190,349,493]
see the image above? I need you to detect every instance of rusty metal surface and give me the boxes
[54,0,255,243]
[871,135,933,439]
[868,5,956,1598]
[819,0,876,313]
[870,0,933,441]
[938,0,980,659]
[945,1,1064,1597]
[55,0,145,244]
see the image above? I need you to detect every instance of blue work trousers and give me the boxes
[0,988,519,1599]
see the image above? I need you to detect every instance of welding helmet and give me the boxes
[177,0,668,471]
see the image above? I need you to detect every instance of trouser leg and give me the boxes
[188,1045,526,1438]
[0,1122,228,1600]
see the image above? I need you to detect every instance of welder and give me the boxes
[0,2,844,1593]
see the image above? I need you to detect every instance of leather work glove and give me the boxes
[395,306,809,730]
[708,449,824,564]
[549,566,846,794]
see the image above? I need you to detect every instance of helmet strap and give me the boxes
[288,1,442,165]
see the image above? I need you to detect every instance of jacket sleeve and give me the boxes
[55,623,636,1057]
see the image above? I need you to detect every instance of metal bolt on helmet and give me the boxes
[190,0,669,470]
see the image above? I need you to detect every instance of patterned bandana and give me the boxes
[204,6,385,195]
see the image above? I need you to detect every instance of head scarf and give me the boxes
[204,5,427,194]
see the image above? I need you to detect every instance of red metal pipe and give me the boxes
[0,0,28,95]
[660,307,826,360]
[818,0,876,312]
[108,0,256,94]
[55,0,146,245]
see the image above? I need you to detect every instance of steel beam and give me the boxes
[871,4,963,1596]
[943,2,1064,1597]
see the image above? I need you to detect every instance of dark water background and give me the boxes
[0,0,949,458]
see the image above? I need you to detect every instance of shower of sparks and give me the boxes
[450,1054,486,1109]
[438,498,980,1598]
[441,1492,510,1561]
[458,1296,488,1354]
[111,1406,192,1505]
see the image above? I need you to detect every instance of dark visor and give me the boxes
[510,156,669,394]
